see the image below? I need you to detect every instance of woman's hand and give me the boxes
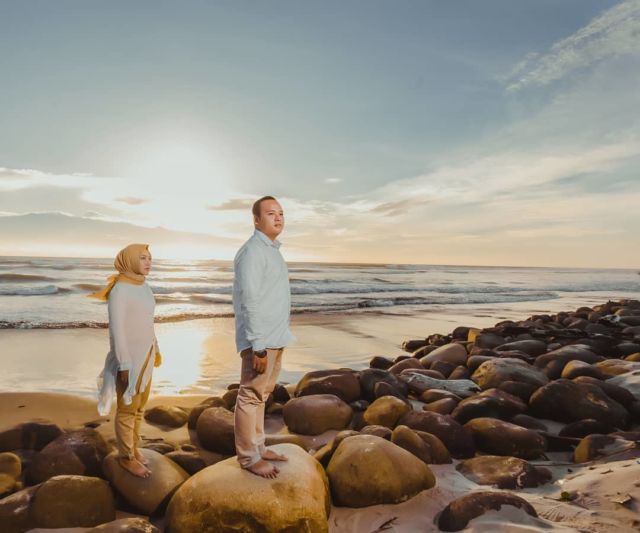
[118,370,129,387]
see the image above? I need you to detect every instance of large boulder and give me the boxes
[465,418,546,459]
[0,421,63,452]
[326,434,435,507]
[457,455,551,489]
[165,443,330,533]
[283,394,353,435]
[451,388,526,424]
[144,405,189,428]
[471,358,548,390]
[362,396,411,429]
[397,411,475,458]
[438,491,537,532]
[529,379,628,427]
[295,368,361,403]
[103,449,189,515]
[196,407,236,455]
[0,475,115,533]
[27,428,110,485]
[420,343,468,367]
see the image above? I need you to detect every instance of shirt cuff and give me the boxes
[251,341,267,351]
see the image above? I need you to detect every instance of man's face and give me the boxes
[255,199,284,239]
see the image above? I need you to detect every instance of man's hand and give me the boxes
[118,370,129,386]
[252,352,268,374]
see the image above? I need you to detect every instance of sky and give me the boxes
[0,0,638,267]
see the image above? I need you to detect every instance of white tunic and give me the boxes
[97,281,157,415]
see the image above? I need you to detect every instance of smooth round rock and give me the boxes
[0,421,63,453]
[438,491,537,531]
[573,434,636,463]
[295,368,361,403]
[561,360,605,380]
[451,388,526,424]
[144,405,189,428]
[30,475,115,529]
[529,379,628,427]
[420,343,468,367]
[495,340,547,357]
[103,449,189,515]
[362,396,411,429]
[165,443,330,533]
[464,418,546,459]
[283,394,353,435]
[187,397,227,430]
[472,358,548,390]
[360,425,392,440]
[27,428,110,485]
[358,369,408,401]
[326,434,435,507]
[423,398,458,415]
[398,411,475,458]
[457,456,551,489]
[196,407,236,455]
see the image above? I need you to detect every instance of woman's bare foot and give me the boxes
[134,449,149,465]
[244,459,279,479]
[118,457,151,478]
[262,449,288,462]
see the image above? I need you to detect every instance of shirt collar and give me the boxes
[254,229,281,249]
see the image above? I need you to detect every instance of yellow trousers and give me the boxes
[115,348,153,459]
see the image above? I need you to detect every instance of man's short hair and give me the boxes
[252,195,277,218]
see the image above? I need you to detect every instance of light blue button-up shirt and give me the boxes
[233,229,296,353]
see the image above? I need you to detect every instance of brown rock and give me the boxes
[438,491,537,532]
[196,407,236,455]
[283,394,353,435]
[362,396,411,429]
[326,435,435,507]
[295,368,361,403]
[464,418,546,459]
[457,456,551,489]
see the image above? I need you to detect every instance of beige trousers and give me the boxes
[115,348,153,459]
[234,347,283,468]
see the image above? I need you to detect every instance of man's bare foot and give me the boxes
[244,459,279,479]
[118,457,151,478]
[134,449,149,465]
[262,449,288,462]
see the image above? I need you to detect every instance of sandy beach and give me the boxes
[1,298,640,532]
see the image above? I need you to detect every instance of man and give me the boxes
[232,195,296,478]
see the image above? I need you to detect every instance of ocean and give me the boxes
[1,256,639,329]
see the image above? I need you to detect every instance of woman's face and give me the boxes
[139,251,152,275]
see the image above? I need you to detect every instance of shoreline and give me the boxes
[1,292,638,398]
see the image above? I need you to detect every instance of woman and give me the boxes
[91,244,161,478]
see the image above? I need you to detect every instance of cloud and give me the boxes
[325,178,342,184]
[116,196,149,205]
[207,198,254,211]
[0,185,125,218]
[0,212,238,258]
[506,0,640,90]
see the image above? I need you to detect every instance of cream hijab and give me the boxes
[88,244,151,301]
